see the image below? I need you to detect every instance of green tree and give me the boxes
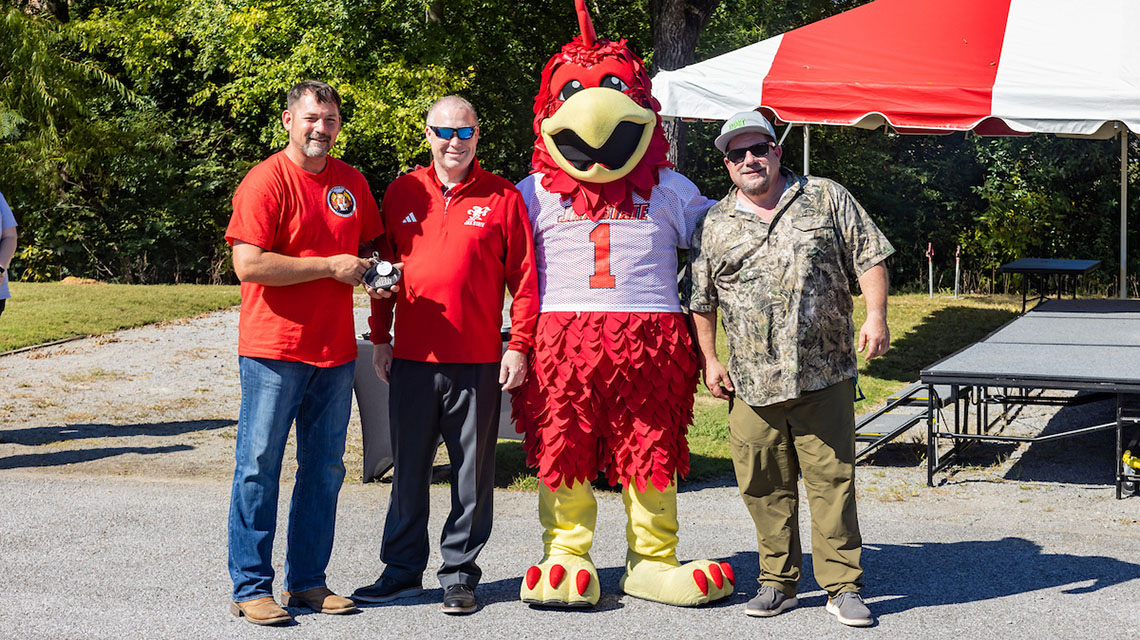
[4,0,1131,292]
[964,135,1127,292]
[0,6,146,280]
[3,0,471,282]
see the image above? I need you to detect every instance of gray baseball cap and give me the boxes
[714,111,778,153]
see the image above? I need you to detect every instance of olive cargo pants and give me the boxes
[728,379,864,598]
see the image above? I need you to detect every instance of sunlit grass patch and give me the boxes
[1,282,240,352]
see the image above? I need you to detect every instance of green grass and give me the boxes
[495,441,538,490]
[491,293,1022,488]
[1,282,240,352]
[684,293,1021,482]
[2,282,1021,488]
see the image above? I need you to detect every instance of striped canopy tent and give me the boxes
[652,0,1140,293]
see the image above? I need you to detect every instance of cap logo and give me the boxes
[729,118,748,130]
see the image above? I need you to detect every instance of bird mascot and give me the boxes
[510,0,734,608]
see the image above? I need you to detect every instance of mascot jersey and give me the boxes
[512,168,712,491]
[517,170,711,313]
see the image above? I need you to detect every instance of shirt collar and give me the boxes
[428,158,482,195]
[721,167,803,219]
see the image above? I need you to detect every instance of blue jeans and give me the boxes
[228,356,355,602]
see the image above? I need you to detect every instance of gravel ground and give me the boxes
[1,302,367,482]
[1,304,1138,638]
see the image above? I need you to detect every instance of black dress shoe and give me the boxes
[351,574,423,603]
[441,584,477,615]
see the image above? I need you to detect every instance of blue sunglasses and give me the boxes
[429,125,476,140]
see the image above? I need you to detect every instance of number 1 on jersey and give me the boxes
[588,223,616,289]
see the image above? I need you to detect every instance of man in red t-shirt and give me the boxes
[351,95,539,615]
[224,80,391,626]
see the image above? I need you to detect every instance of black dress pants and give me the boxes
[379,358,500,589]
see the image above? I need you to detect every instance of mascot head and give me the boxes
[532,0,671,221]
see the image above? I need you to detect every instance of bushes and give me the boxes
[2,1,1137,288]
[1,1,466,284]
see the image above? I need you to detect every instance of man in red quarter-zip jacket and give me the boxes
[353,95,539,615]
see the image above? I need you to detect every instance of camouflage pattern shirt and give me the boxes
[685,168,894,407]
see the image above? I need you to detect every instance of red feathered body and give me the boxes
[512,312,696,492]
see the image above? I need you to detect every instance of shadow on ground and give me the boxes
[0,419,233,470]
[864,536,1140,615]
[915,391,1128,490]
[353,539,1140,616]
[860,440,928,468]
[1004,396,1119,485]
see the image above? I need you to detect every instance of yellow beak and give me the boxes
[540,87,656,184]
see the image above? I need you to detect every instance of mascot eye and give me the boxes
[601,75,629,92]
[558,80,585,101]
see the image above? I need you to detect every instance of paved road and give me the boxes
[1,468,1137,640]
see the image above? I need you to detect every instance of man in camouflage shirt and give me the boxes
[685,111,893,628]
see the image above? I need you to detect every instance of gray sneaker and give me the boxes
[827,592,874,627]
[744,586,798,617]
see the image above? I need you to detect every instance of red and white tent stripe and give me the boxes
[653,0,1137,294]
[653,0,1140,137]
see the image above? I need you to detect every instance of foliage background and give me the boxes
[1,0,1137,291]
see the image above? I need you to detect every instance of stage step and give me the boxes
[854,383,956,461]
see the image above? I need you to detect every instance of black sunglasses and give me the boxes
[429,125,476,140]
[726,141,776,164]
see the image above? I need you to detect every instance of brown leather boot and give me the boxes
[282,587,359,615]
[229,596,292,626]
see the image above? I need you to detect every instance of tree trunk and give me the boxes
[426,0,443,23]
[23,0,69,22]
[649,0,721,172]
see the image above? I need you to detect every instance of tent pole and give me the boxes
[803,124,810,176]
[1122,129,1129,299]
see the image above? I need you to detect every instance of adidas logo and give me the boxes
[402,212,418,224]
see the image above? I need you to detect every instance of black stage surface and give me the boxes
[920,299,1140,497]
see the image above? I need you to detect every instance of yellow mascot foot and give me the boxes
[620,551,734,606]
[619,481,734,606]
[521,554,600,608]
[522,480,601,608]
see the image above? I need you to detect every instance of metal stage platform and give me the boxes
[920,299,1140,498]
